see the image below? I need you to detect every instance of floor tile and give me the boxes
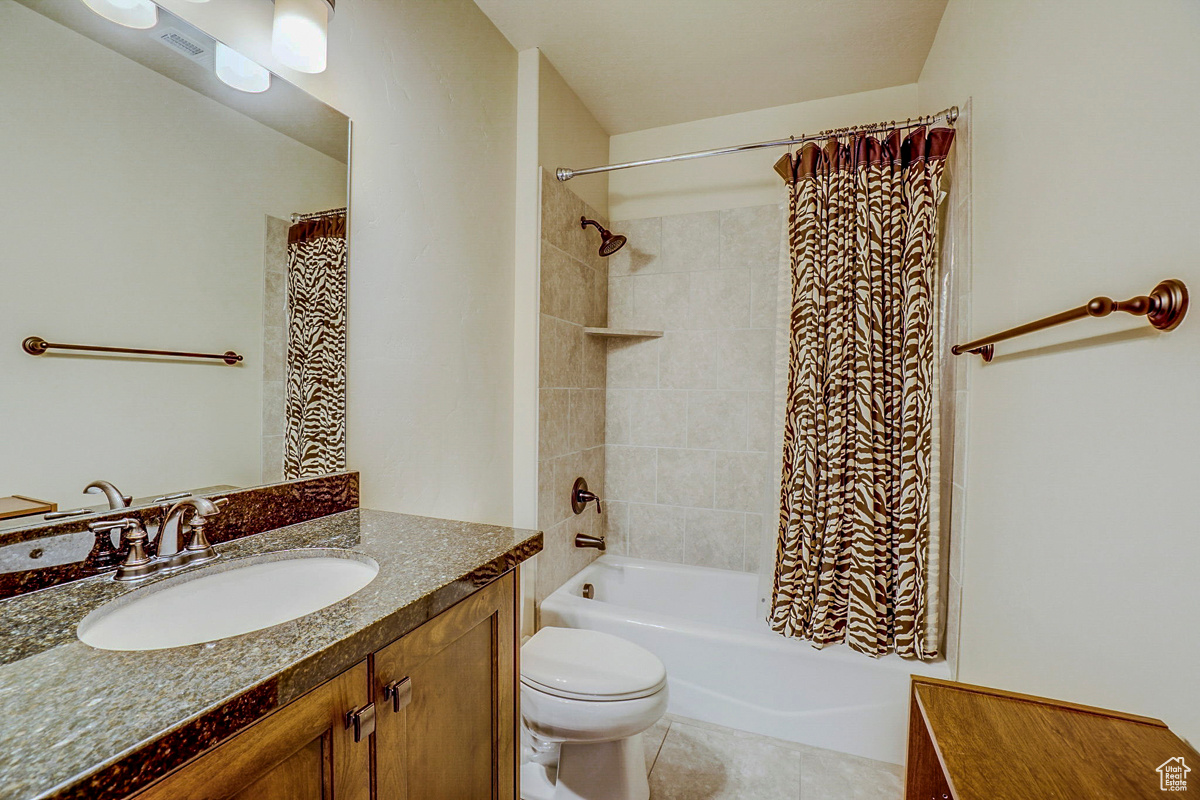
[799,751,903,800]
[648,719,801,799]
[642,717,671,774]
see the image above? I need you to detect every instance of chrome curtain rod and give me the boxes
[291,207,347,224]
[556,106,958,182]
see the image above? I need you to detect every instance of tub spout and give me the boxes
[574,533,606,551]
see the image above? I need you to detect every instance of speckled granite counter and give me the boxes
[0,509,541,800]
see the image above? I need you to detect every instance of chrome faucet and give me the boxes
[84,480,132,510]
[87,496,223,581]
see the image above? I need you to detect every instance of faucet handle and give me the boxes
[571,477,604,515]
[89,518,155,580]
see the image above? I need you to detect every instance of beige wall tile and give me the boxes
[714,451,769,512]
[687,391,748,451]
[657,448,714,508]
[628,503,685,562]
[607,216,662,277]
[719,204,782,271]
[661,211,720,273]
[684,508,745,570]
[747,390,774,453]
[606,389,632,445]
[688,269,750,330]
[744,512,765,573]
[605,444,657,504]
[537,458,557,532]
[264,270,286,328]
[749,268,778,329]
[539,388,571,461]
[261,435,283,484]
[659,331,722,390]
[539,313,582,388]
[607,338,660,388]
[263,325,285,382]
[262,380,285,438]
[629,389,688,448]
[633,272,690,330]
[604,499,630,556]
[581,335,607,389]
[716,329,774,391]
[608,275,636,328]
[568,388,606,452]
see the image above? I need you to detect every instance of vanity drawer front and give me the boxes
[129,662,371,800]
[373,571,517,800]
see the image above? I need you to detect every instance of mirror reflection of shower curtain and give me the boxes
[283,210,348,480]
[763,127,955,661]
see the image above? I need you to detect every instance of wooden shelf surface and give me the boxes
[906,676,1198,799]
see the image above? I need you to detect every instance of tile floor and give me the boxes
[642,715,903,800]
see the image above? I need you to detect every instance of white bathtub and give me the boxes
[539,555,950,764]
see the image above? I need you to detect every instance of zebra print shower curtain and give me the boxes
[769,127,954,660]
[283,210,348,480]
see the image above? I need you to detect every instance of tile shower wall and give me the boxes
[604,204,782,572]
[536,170,609,604]
[262,215,288,484]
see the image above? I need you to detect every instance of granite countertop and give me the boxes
[0,508,542,800]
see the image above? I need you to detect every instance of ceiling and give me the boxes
[473,0,948,135]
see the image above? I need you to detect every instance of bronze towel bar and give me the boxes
[22,336,243,365]
[951,279,1188,362]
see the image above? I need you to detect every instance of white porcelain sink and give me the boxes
[77,550,379,651]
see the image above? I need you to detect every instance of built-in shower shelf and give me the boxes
[583,328,664,339]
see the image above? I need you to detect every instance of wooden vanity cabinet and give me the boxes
[130,663,371,800]
[373,571,516,800]
[128,570,517,800]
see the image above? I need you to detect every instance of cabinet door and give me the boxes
[374,570,517,800]
[131,662,371,800]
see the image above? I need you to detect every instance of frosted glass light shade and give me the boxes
[215,43,271,93]
[271,0,330,74]
[80,0,158,29]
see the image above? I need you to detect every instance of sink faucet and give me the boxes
[155,496,223,567]
[84,480,132,510]
[87,497,224,581]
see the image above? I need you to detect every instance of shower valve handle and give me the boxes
[571,477,603,515]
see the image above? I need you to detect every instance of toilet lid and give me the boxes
[521,627,666,701]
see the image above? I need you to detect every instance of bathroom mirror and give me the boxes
[0,0,350,531]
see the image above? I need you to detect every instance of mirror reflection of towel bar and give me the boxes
[22,336,242,365]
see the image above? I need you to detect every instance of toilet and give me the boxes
[520,627,668,800]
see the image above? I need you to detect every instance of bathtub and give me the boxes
[539,555,950,764]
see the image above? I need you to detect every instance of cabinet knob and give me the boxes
[383,676,413,713]
[346,703,376,743]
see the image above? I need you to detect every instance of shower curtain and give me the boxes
[769,127,954,660]
[283,210,348,480]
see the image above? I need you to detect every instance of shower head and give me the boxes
[580,217,627,257]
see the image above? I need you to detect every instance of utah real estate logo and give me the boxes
[1157,757,1190,792]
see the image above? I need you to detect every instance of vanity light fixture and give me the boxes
[80,0,158,29]
[271,0,334,74]
[215,43,271,93]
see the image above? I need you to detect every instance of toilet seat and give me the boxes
[521,627,666,702]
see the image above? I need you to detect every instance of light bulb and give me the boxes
[271,0,331,74]
[80,0,158,29]
[215,43,271,93]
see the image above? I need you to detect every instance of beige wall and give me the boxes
[919,0,1200,740]
[1,2,345,511]
[608,84,918,220]
[536,171,609,604]
[538,53,609,219]
[158,0,519,525]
